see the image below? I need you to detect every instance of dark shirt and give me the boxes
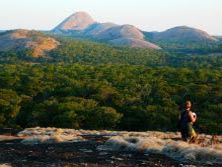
[180,109,192,129]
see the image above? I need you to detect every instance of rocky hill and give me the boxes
[53,11,95,33]
[95,24,145,41]
[52,12,161,49]
[149,26,218,42]
[0,29,60,57]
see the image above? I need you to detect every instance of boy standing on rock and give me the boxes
[178,101,198,143]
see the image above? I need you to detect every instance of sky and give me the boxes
[0,0,222,35]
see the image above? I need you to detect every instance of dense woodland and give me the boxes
[0,37,222,134]
[1,38,222,68]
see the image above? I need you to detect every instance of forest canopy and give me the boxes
[0,64,221,134]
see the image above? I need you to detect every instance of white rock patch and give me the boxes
[18,127,84,144]
[99,133,222,165]
[17,127,222,165]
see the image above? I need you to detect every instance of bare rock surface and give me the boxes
[109,38,162,49]
[1,127,221,167]
[0,30,60,57]
[96,25,145,41]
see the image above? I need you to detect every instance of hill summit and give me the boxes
[53,12,95,32]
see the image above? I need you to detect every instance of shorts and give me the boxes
[180,122,196,141]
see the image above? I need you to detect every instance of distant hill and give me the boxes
[149,26,218,42]
[52,12,161,49]
[53,12,95,33]
[143,26,221,53]
[0,29,60,57]
[95,24,161,49]
[96,25,144,41]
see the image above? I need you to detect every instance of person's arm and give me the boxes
[189,111,196,123]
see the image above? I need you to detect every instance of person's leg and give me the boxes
[181,128,188,141]
[182,133,188,141]
[187,123,198,143]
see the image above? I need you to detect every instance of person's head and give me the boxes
[184,101,192,110]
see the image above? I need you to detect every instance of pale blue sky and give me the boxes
[0,0,221,35]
